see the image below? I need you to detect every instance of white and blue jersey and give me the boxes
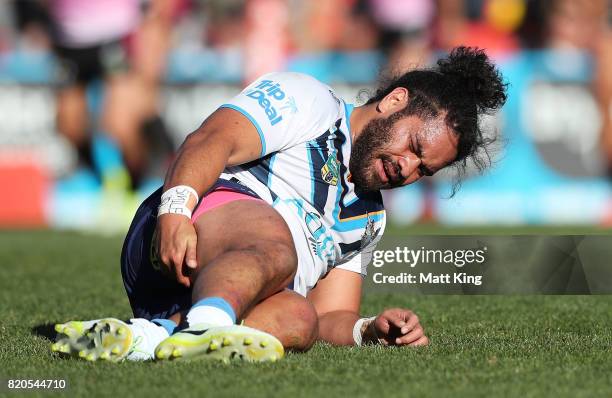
[218,72,386,296]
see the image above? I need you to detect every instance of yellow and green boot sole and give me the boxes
[154,324,284,363]
[51,318,134,362]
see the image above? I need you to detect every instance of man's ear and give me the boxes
[377,87,409,115]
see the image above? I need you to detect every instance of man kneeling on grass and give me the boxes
[53,47,507,362]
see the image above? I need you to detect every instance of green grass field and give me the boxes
[1,230,611,397]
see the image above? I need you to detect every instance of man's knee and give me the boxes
[193,200,297,285]
[256,240,298,286]
[287,296,318,351]
[244,290,318,352]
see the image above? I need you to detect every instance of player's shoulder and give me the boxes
[250,72,342,111]
[236,72,344,145]
[255,71,331,91]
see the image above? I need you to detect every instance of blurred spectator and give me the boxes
[45,0,178,190]
[545,0,607,50]
[597,31,612,172]
[102,0,180,189]
[204,0,245,56]
[433,0,521,59]
[244,0,286,82]
[10,0,52,52]
[290,0,350,54]
[522,0,610,176]
[370,0,434,72]
[2,0,612,229]
[286,0,385,83]
[285,0,350,82]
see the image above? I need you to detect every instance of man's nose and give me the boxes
[398,154,421,179]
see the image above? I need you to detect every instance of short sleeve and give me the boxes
[335,215,386,277]
[219,72,340,157]
[335,244,376,277]
[335,253,367,277]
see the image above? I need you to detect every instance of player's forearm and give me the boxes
[163,129,233,197]
[317,310,361,346]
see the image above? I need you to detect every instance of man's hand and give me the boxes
[156,214,198,287]
[151,108,264,288]
[369,308,429,346]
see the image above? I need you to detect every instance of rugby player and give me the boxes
[52,47,507,362]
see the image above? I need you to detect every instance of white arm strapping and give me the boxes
[352,316,377,346]
[157,185,199,218]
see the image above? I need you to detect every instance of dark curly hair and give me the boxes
[365,46,508,195]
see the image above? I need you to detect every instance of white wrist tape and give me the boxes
[157,185,199,219]
[353,316,376,346]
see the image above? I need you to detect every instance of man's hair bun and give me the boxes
[437,46,507,113]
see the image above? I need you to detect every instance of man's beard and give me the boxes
[349,116,401,192]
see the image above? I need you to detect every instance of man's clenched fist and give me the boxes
[369,308,429,346]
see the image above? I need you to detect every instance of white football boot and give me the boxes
[52,318,163,362]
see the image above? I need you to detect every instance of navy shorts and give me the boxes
[120,179,261,320]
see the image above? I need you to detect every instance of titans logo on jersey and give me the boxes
[218,72,386,296]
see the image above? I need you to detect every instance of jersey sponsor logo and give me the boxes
[279,96,298,114]
[245,79,297,126]
[321,152,340,186]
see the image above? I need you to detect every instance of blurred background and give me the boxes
[0,0,610,232]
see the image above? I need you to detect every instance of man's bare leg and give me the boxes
[155,199,305,360]
[187,199,298,320]
[243,289,319,351]
[53,198,314,362]
[102,74,151,187]
[168,289,319,352]
[56,85,94,172]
